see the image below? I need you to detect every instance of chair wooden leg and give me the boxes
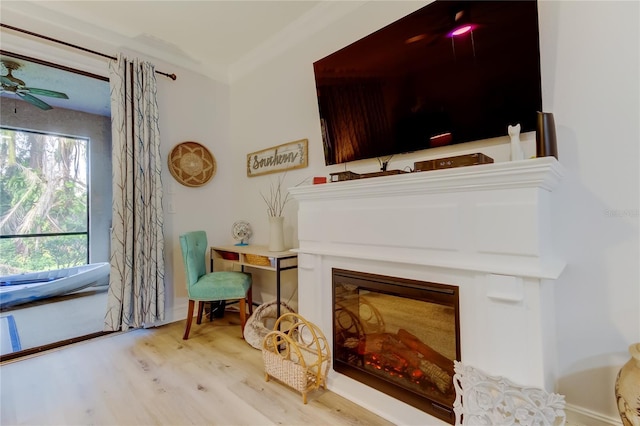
[183,300,195,340]
[247,287,253,315]
[239,298,247,339]
[196,301,205,324]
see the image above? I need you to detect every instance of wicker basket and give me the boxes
[262,313,330,404]
[245,253,272,266]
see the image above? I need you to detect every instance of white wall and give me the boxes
[155,58,234,322]
[2,0,638,423]
[538,1,639,423]
[230,1,639,423]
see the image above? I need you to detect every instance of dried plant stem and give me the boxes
[261,174,290,217]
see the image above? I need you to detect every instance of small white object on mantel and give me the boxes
[509,123,524,161]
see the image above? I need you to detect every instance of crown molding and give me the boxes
[0,1,225,83]
[228,1,368,83]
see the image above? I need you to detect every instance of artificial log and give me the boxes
[418,359,451,394]
[396,328,455,376]
[381,336,452,394]
[360,332,453,394]
[359,333,397,355]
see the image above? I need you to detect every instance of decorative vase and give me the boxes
[268,216,285,252]
[615,343,640,426]
[536,111,558,159]
[508,123,524,161]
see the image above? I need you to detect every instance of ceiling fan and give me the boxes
[0,60,69,110]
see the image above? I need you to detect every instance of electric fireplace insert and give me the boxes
[332,268,460,424]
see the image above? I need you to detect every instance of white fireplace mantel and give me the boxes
[290,157,565,280]
[290,157,566,426]
[293,156,563,200]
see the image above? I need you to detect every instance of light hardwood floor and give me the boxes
[0,313,394,426]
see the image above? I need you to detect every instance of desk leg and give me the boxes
[276,260,281,319]
[209,256,217,320]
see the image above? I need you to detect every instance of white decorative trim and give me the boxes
[453,361,566,426]
[292,247,565,280]
[147,298,188,328]
[1,1,222,81]
[289,157,564,201]
[486,274,525,302]
[0,26,107,79]
[230,1,368,83]
[291,157,566,280]
[564,403,623,426]
[297,253,316,270]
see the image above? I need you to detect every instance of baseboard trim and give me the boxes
[171,299,188,322]
[565,403,622,426]
[146,299,188,328]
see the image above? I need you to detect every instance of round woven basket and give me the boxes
[168,141,216,187]
[243,301,295,350]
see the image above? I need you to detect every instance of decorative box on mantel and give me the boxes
[289,157,566,426]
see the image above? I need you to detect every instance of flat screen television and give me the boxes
[313,0,542,166]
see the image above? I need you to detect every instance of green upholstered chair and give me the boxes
[180,231,252,340]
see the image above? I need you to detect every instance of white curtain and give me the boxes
[104,54,165,331]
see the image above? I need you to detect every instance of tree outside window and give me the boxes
[0,127,89,275]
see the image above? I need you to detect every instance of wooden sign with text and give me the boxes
[247,139,308,177]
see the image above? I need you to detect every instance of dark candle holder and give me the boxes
[536,112,558,159]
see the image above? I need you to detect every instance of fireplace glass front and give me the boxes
[332,268,460,424]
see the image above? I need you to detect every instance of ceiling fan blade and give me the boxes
[24,87,69,99]
[17,92,53,110]
[1,75,18,87]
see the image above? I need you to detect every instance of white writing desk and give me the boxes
[210,245,298,318]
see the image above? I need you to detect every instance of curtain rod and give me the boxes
[0,23,177,81]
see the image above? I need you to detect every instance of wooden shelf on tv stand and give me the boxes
[330,169,407,182]
[329,153,495,182]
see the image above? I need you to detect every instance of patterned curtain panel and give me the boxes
[104,54,165,331]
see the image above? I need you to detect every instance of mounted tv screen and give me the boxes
[313,0,542,166]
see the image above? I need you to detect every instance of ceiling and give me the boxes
[1,0,359,116]
[32,1,323,70]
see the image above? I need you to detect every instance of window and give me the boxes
[0,51,112,277]
[0,127,89,274]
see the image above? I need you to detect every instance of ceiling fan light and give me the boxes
[448,24,476,38]
[446,7,477,38]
